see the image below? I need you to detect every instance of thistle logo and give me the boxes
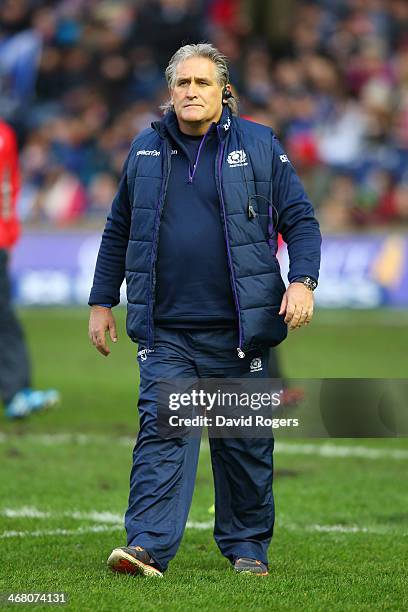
[227,150,248,168]
[250,357,262,373]
[280,154,290,163]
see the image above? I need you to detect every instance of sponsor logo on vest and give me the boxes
[227,149,248,167]
[280,154,290,163]
[137,149,160,156]
[250,357,262,373]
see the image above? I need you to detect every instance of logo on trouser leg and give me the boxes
[137,348,154,361]
[250,357,262,372]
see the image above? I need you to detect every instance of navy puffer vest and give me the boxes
[90,106,321,355]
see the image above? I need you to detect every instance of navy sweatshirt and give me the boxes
[154,121,236,327]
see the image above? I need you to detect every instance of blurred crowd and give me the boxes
[1,0,408,230]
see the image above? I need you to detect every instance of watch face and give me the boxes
[292,277,317,290]
[304,277,317,291]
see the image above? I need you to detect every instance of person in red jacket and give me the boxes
[0,120,60,418]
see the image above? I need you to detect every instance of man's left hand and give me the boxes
[279,282,314,330]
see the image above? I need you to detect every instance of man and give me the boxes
[0,119,60,418]
[89,43,321,577]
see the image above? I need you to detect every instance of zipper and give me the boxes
[147,141,172,350]
[216,132,245,358]
[248,203,257,220]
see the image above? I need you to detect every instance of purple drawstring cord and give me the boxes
[188,128,211,183]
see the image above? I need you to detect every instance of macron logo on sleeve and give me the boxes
[137,150,160,156]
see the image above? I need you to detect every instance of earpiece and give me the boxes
[222,87,233,103]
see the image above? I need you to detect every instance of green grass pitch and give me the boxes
[0,308,407,611]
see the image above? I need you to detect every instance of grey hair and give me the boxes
[160,43,238,116]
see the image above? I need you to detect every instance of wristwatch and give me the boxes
[291,276,317,291]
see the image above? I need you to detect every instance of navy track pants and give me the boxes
[125,327,274,572]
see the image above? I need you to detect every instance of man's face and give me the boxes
[170,57,224,133]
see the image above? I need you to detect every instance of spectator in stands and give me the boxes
[0,0,407,228]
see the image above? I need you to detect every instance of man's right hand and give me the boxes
[89,306,118,356]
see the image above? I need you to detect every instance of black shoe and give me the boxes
[233,557,269,576]
[107,545,163,577]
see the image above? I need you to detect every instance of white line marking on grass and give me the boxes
[284,522,408,535]
[0,525,122,539]
[0,507,213,532]
[283,522,370,534]
[1,507,406,539]
[0,523,213,539]
[1,507,51,519]
[309,524,370,534]
[185,520,214,530]
[0,507,123,524]
[69,510,123,524]
[1,433,407,460]
[0,433,134,446]
[1,521,405,539]
[275,442,408,460]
